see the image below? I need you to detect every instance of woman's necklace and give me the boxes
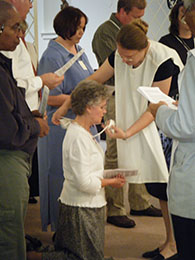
[174,35,193,51]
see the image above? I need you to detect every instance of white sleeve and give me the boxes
[2,40,42,93]
[68,136,102,195]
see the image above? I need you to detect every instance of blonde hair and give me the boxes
[116,19,148,50]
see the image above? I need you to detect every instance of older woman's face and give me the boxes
[70,16,86,44]
[117,44,146,67]
[88,99,107,125]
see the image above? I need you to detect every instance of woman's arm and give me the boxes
[87,58,114,83]
[47,94,69,107]
[52,96,71,125]
[52,58,114,124]
[107,76,172,140]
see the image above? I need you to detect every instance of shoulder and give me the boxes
[64,124,93,153]
[42,40,68,60]
[190,49,195,57]
[149,40,182,66]
[159,34,173,42]
[93,20,118,40]
[159,34,178,48]
[65,124,90,142]
[185,49,195,70]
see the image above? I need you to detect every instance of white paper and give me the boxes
[38,86,49,116]
[137,86,177,110]
[54,49,85,76]
[103,169,138,182]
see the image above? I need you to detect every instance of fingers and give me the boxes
[52,113,60,125]
[35,118,49,137]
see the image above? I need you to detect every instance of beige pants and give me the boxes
[104,95,151,216]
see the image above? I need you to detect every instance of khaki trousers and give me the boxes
[0,150,30,260]
[104,95,151,216]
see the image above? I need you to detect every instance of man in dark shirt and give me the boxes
[0,2,49,259]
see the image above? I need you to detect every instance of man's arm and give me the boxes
[156,54,195,141]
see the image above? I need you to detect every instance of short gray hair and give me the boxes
[183,0,195,9]
[71,80,109,116]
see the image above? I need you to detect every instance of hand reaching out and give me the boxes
[52,97,71,125]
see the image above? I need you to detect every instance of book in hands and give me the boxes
[137,86,177,110]
[103,169,138,182]
[38,86,50,117]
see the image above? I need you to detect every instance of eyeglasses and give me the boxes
[29,0,33,3]
[121,56,133,62]
[1,23,23,33]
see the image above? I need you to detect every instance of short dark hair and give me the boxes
[117,0,146,13]
[71,80,109,116]
[53,6,88,40]
[169,1,184,35]
[0,1,14,26]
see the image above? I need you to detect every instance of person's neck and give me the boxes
[115,12,123,24]
[74,116,91,133]
[178,27,192,39]
[55,36,77,55]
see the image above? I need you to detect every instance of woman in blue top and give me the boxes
[37,6,95,232]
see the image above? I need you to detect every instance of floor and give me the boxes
[25,140,166,259]
[25,194,165,260]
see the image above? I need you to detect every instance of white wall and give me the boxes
[36,0,171,69]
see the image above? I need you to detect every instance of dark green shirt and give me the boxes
[92,13,122,85]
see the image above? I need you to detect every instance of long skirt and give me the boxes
[43,203,108,260]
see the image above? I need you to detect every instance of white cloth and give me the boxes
[115,40,183,183]
[156,49,195,219]
[59,123,106,208]
[1,39,42,111]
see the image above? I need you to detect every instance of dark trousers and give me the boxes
[29,148,39,197]
[171,214,195,260]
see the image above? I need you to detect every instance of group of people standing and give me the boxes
[0,0,195,260]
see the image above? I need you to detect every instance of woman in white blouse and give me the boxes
[56,80,126,260]
[28,80,125,260]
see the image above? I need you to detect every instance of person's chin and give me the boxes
[10,44,18,51]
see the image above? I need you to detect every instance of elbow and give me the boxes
[77,178,101,195]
